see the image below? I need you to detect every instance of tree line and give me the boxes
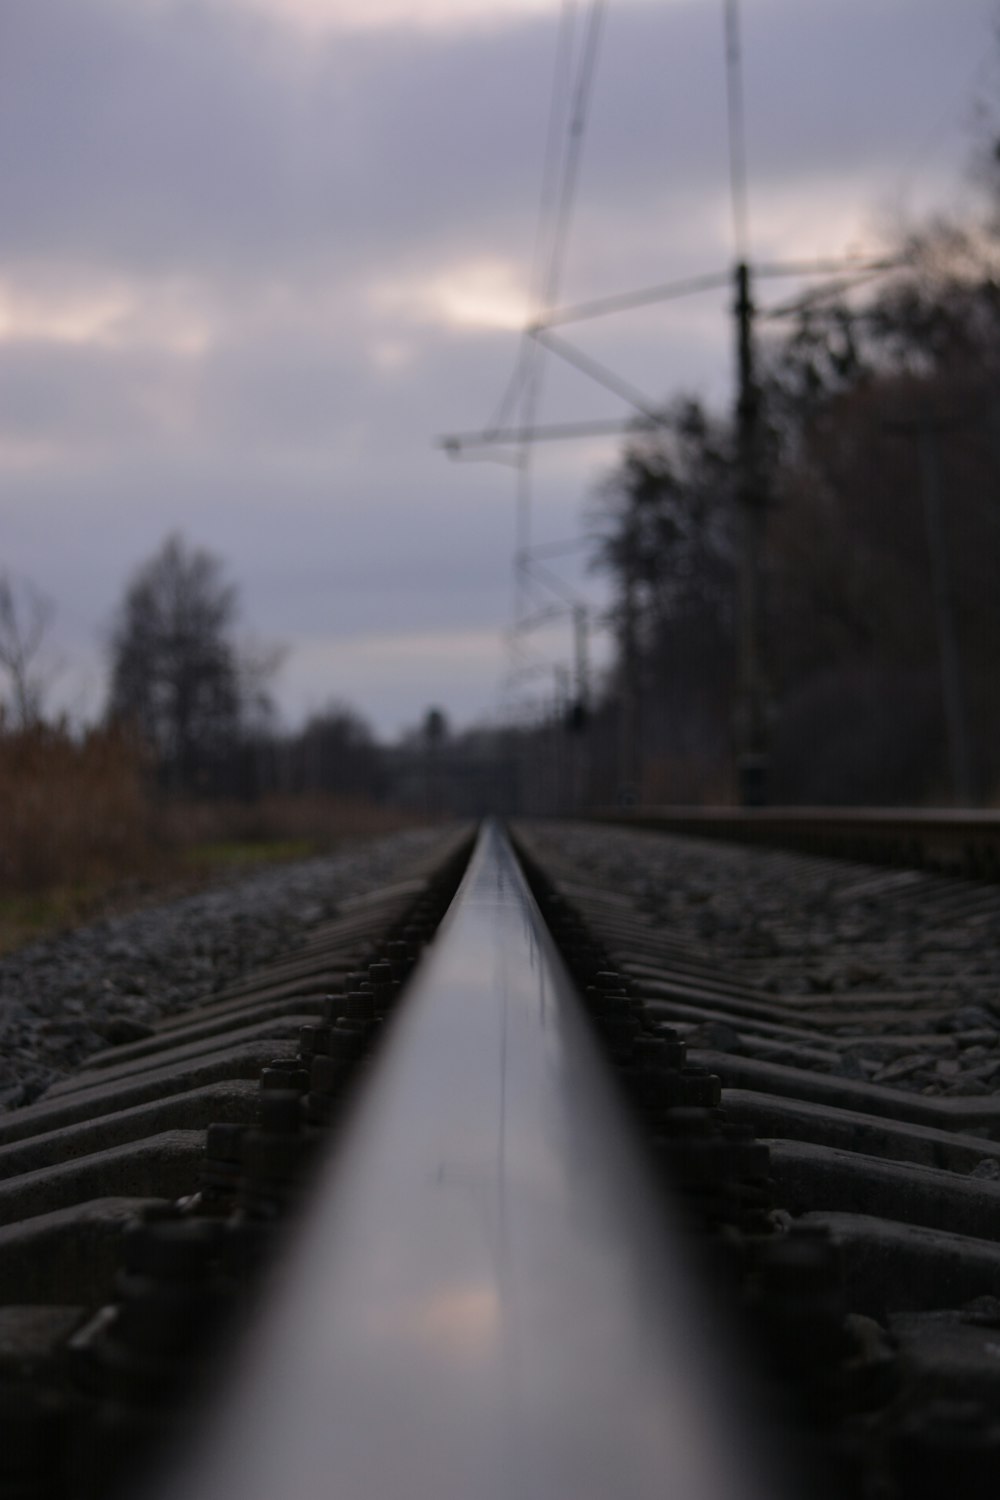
[109,534,394,801]
[0,532,542,817]
[585,154,1000,805]
[0,534,388,804]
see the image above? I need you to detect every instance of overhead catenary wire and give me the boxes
[485,0,579,440]
[440,417,658,452]
[753,255,902,279]
[512,0,610,479]
[524,553,591,609]
[532,326,665,424]
[535,269,734,330]
[541,0,609,316]
[529,0,582,315]
[488,0,607,441]
[499,0,610,716]
[723,0,751,265]
[472,1,897,744]
[760,268,899,321]
[492,0,581,708]
[438,0,925,757]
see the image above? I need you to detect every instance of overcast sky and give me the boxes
[1,0,995,739]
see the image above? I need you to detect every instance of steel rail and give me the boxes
[592,804,1000,878]
[150,821,782,1500]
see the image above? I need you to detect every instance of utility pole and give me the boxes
[570,602,590,810]
[618,521,641,801]
[886,417,974,805]
[572,602,590,718]
[724,1,768,806]
[733,261,769,805]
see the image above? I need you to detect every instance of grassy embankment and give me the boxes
[0,725,419,954]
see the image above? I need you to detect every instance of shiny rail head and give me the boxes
[145,820,793,1500]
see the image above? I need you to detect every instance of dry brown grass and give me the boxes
[155,793,425,854]
[0,722,154,892]
[0,726,427,952]
[0,724,424,894]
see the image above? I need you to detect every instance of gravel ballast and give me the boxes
[519,820,1000,1100]
[0,827,455,1112]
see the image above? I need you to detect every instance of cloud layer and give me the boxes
[0,0,993,735]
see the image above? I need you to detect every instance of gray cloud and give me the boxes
[5,0,981,278]
[0,0,993,734]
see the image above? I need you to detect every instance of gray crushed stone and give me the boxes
[521,821,1000,1099]
[0,827,452,1112]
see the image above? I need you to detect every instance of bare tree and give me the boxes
[291,702,384,798]
[0,573,55,729]
[237,636,287,737]
[108,535,244,792]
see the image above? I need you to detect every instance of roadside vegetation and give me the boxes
[0,719,419,955]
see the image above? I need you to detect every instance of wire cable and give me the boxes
[760,269,897,322]
[529,0,581,315]
[532,327,664,423]
[512,0,609,436]
[537,268,733,329]
[486,0,579,439]
[507,0,609,703]
[723,0,750,264]
[541,0,609,315]
[516,0,610,471]
[488,0,610,448]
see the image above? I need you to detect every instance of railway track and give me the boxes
[594,805,1000,880]
[2,817,1000,1496]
